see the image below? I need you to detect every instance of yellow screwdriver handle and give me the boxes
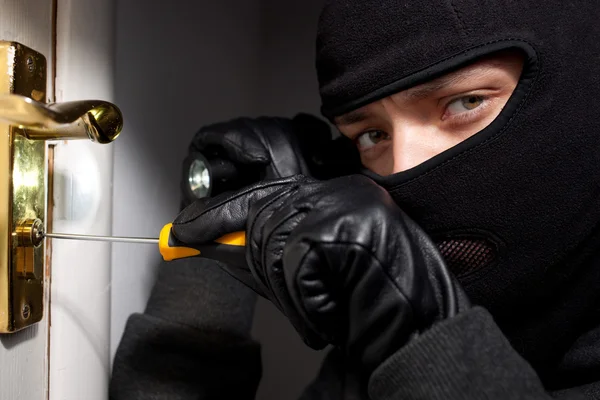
[159,223,246,262]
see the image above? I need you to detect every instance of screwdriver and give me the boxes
[43,223,247,267]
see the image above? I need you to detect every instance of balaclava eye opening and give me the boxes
[359,43,537,184]
[321,41,536,120]
[316,0,600,386]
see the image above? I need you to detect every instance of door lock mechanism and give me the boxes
[0,41,123,333]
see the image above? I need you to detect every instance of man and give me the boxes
[112,0,600,399]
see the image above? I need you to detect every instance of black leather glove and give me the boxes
[189,114,325,179]
[190,113,361,179]
[181,114,361,207]
[171,175,470,372]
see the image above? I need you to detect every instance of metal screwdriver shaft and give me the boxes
[44,232,159,244]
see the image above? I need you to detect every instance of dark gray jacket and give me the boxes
[109,258,600,399]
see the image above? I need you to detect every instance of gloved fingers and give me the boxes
[272,184,403,343]
[253,192,348,348]
[261,211,308,321]
[266,231,331,350]
[385,212,467,321]
[279,209,357,344]
[237,177,328,349]
[247,178,325,293]
[282,239,343,348]
[283,236,417,369]
[190,119,271,165]
[255,118,312,178]
[413,231,468,318]
[241,182,305,310]
[171,176,307,244]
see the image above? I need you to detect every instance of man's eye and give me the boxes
[446,95,485,115]
[356,130,390,150]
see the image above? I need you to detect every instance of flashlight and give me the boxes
[182,136,361,204]
[187,155,211,198]
[182,151,257,202]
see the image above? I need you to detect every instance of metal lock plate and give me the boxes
[0,42,47,332]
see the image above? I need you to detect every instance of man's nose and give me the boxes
[391,124,439,174]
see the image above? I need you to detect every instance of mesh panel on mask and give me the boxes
[435,236,497,277]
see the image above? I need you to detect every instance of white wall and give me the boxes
[110,0,261,358]
[111,1,326,399]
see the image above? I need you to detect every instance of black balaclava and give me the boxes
[316,0,600,387]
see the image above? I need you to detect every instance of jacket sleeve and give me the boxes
[368,307,590,400]
[298,348,369,400]
[109,258,262,400]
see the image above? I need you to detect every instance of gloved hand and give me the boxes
[171,175,470,372]
[189,113,356,180]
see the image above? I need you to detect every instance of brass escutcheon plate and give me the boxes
[0,42,47,333]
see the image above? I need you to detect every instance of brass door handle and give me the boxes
[0,94,123,143]
[0,41,125,333]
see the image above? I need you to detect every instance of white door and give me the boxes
[0,1,115,399]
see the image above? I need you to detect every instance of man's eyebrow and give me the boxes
[335,65,493,126]
[336,110,369,126]
[402,67,488,101]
